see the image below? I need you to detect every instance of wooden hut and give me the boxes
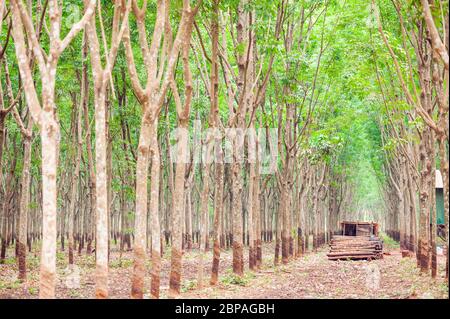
[436,170,445,238]
[341,221,379,237]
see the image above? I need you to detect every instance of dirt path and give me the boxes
[183,248,448,299]
[0,243,448,299]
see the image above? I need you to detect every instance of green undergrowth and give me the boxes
[0,279,22,290]
[110,258,133,269]
[379,232,399,250]
[181,279,197,293]
[220,269,256,287]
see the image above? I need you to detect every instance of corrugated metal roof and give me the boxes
[436,170,443,188]
[340,221,378,226]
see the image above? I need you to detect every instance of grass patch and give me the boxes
[379,232,399,250]
[220,270,256,287]
[68,289,83,298]
[0,279,22,290]
[181,280,197,293]
[110,258,133,269]
[27,255,40,269]
[78,255,96,269]
[56,251,68,267]
[2,257,16,266]
[28,286,38,295]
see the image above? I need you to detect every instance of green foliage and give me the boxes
[28,287,38,296]
[110,258,133,269]
[181,280,197,293]
[2,257,16,266]
[1,0,439,255]
[380,232,400,250]
[220,270,256,287]
[0,279,22,290]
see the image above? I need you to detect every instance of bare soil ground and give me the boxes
[0,241,448,299]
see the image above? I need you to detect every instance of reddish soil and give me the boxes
[0,242,448,299]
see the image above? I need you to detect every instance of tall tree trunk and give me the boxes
[39,113,59,298]
[94,85,109,298]
[131,115,152,299]
[68,86,83,265]
[18,122,32,280]
[248,158,256,270]
[169,120,189,297]
[211,161,224,285]
[231,156,244,275]
[150,120,162,299]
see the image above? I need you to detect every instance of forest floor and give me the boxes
[0,237,448,299]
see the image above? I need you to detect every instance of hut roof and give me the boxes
[340,221,378,226]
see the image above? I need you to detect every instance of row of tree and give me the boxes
[374,0,448,278]
[0,0,448,299]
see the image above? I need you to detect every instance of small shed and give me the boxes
[436,170,444,225]
[341,221,379,237]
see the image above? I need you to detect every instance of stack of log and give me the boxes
[327,235,383,261]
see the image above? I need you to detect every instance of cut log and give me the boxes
[328,235,383,261]
[328,255,377,260]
